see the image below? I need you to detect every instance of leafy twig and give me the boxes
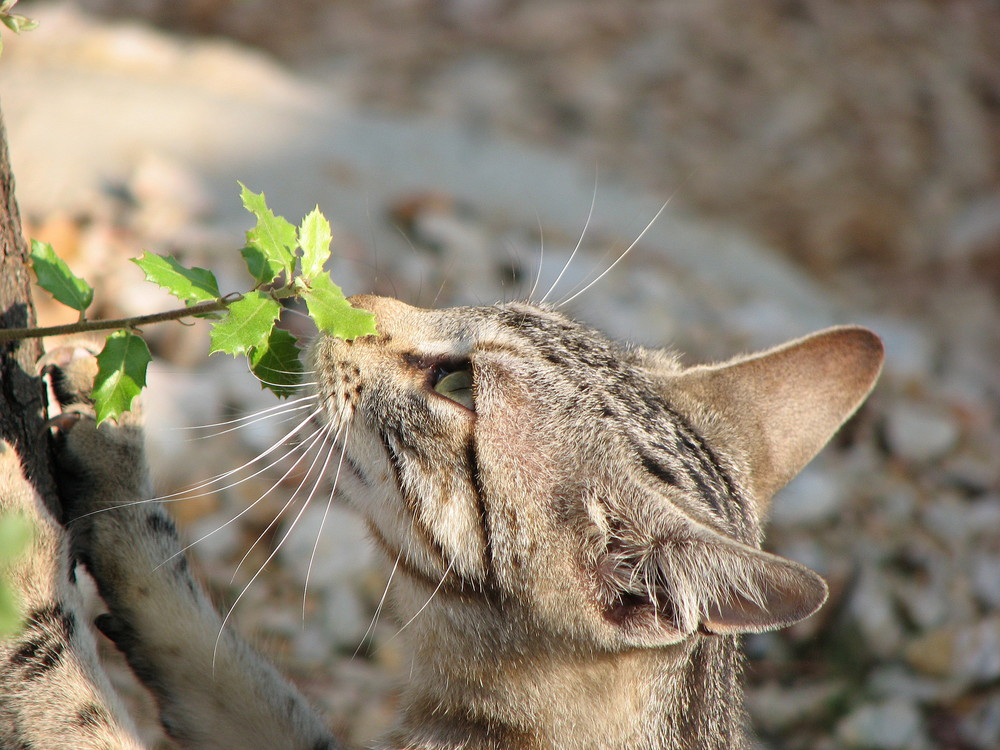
[0,294,242,342]
[4,185,376,423]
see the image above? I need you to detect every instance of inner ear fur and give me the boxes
[596,510,828,646]
[665,326,884,507]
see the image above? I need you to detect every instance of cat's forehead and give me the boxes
[445,301,624,358]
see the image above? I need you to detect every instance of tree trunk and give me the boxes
[0,104,56,511]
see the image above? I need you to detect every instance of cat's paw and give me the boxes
[42,344,148,525]
[0,439,37,516]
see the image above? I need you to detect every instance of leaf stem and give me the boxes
[0,293,244,342]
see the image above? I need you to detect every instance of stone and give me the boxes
[770,466,842,527]
[884,400,960,462]
[835,698,927,750]
[906,616,1000,686]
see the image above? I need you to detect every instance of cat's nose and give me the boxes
[347,294,419,321]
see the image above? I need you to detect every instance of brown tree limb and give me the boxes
[0,104,57,513]
[0,293,243,342]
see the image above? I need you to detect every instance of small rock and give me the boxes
[747,681,842,734]
[850,563,905,658]
[906,616,1000,686]
[971,554,1000,609]
[770,466,842,527]
[958,693,1000,750]
[884,400,960,462]
[836,698,927,749]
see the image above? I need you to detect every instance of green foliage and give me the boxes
[30,240,94,315]
[26,184,377,423]
[239,183,296,282]
[0,512,34,637]
[0,0,38,56]
[298,207,332,280]
[248,327,304,397]
[301,274,377,340]
[93,331,152,424]
[132,252,221,305]
[208,292,281,356]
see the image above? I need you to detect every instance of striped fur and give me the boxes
[0,297,883,749]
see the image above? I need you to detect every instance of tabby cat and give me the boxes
[0,294,883,749]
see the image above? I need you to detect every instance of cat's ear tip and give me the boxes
[823,325,885,365]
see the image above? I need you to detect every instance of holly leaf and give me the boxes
[301,274,376,340]
[30,240,94,313]
[93,331,152,425]
[298,207,331,280]
[249,327,303,398]
[239,183,296,281]
[209,291,281,356]
[240,245,283,286]
[131,252,220,304]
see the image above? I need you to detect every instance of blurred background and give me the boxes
[2,2,998,748]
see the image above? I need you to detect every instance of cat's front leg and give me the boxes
[50,348,341,750]
[0,435,144,749]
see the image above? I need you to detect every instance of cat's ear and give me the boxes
[597,514,828,647]
[668,326,883,505]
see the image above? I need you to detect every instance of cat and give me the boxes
[0,294,884,749]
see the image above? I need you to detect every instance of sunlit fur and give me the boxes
[304,295,883,748]
[0,286,883,749]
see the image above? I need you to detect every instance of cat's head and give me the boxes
[309,295,883,652]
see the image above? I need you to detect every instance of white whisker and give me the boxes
[541,167,599,304]
[557,191,677,308]
[153,424,331,571]
[177,395,317,431]
[387,557,456,642]
[187,403,316,442]
[214,424,342,669]
[230,421,339,582]
[527,210,545,302]
[151,408,325,504]
[353,550,400,659]
[302,421,352,619]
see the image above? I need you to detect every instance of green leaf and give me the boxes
[240,245,283,286]
[209,291,281,356]
[93,331,152,425]
[0,512,33,635]
[301,274,376,340]
[0,513,32,565]
[298,207,331,280]
[30,240,94,313]
[239,183,296,281]
[249,327,303,398]
[132,252,220,304]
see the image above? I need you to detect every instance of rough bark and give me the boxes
[0,104,56,512]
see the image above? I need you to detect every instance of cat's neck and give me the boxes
[382,629,746,749]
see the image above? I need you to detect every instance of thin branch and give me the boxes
[0,293,244,342]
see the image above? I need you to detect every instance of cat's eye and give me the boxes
[433,368,474,411]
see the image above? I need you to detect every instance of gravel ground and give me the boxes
[2,3,999,748]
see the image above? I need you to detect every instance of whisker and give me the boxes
[67,408,327,524]
[155,407,326,503]
[186,402,316,442]
[230,421,339,582]
[353,549,400,659]
[541,166,599,304]
[526,210,545,302]
[214,424,342,669]
[387,557,456,642]
[178,395,317,431]
[557,191,677,308]
[152,424,331,571]
[302,421,353,619]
